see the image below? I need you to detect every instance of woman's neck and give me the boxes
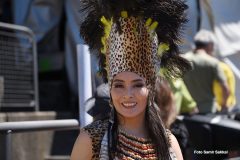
[117,114,148,138]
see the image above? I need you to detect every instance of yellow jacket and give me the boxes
[213,62,236,110]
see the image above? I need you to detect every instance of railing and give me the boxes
[0,119,80,160]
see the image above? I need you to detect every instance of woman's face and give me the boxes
[111,71,149,119]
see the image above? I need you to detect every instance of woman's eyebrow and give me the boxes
[113,79,124,83]
[113,78,144,83]
[132,79,144,83]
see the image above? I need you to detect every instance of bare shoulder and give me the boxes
[169,133,183,160]
[70,129,92,160]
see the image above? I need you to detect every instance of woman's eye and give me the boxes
[113,84,124,88]
[134,83,144,88]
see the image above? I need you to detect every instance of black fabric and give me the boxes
[86,83,110,120]
[87,97,110,118]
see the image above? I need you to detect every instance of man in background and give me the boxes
[183,29,229,114]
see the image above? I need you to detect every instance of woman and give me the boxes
[72,72,183,160]
[71,0,190,159]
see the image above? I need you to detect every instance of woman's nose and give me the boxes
[123,87,133,98]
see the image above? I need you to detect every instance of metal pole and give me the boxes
[77,44,93,127]
[6,130,12,160]
[0,119,79,133]
[31,30,39,111]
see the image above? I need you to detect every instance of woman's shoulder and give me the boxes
[83,119,109,136]
[71,119,109,160]
[71,128,93,160]
[83,119,109,159]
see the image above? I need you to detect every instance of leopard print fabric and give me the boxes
[106,16,160,86]
[83,119,109,160]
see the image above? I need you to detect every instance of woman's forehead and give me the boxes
[113,71,146,82]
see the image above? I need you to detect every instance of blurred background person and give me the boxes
[183,29,229,114]
[155,77,177,128]
[168,78,198,115]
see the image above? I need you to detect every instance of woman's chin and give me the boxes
[118,109,145,119]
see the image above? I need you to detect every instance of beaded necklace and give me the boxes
[116,128,158,160]
[99,128,177,160]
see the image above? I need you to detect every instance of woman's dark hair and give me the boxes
[145,91,171,159]
[107,107,119,159]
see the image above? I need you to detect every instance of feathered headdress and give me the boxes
[80,0,190,87]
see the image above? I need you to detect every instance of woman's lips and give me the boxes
[121,102,137,108]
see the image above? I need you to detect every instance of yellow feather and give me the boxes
[158,43,169,56]
[100,16,108,26]
[158,68,166,77]
[161,43,170,51]
[100,16,113,54]
[149,21,158,32]
[145,18,152,27]
[121,11,128,18]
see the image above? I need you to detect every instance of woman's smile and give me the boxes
[121,102,137,108]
